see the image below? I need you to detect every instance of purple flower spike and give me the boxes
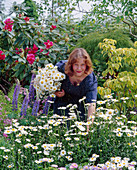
[12,79,20,111]
[29,74,36,107]
[31,97,40,116]
[20,89,29,116]
[42,96,52,115]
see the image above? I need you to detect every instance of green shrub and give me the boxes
[74,29,134,87]
[97,39,137,115]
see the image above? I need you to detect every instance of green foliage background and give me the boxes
[74,29,134,86]
[23,0,39,20]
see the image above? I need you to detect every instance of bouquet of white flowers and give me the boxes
[33,63,66,98]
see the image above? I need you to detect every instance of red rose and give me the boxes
[50,25,56,31]
[32,44,38,53]
[40,49,43,53]
[44,40,53,49]
[4,24,13,31]
[26,54,35,64]
[3,18,14,31]
[4,18,13,25]
[24,17,30,22]
[0,51,6,60]
[51,25,56,29]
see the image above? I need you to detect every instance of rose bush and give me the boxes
[0,5,81,94]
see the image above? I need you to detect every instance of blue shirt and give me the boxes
[53,60,98,120]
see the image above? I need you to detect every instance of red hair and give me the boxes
[65,48,93,76]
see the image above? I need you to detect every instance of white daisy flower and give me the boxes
[130,161,137,165]
[15,139,21,143]
[77,125,86,131]
[7,164,14,168]
[24,143,33,148]
[4,130,12,134]
[60,150,66,156]
[3,155,8,160]
[89,157,96,161]
[120,97,129,100]
[74,137,80,141]
[79,96,86,102]
[117,163,123,168]
[97,100,106,104]
[65,137,71,141]
[44,150,49,155]
[32,146,38,150]
[128,166,135,170]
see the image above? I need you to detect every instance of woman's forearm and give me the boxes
[87,103,96,122]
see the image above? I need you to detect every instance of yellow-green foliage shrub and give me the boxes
[97,39,137,114]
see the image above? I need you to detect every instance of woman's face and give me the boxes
[72,58,86,77]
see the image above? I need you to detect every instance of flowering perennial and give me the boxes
[0,51,6,60]
[29,74,36,107]
[25,44,39,64]
[26,53,35,64]
[50,25,56,31]
[12,80,20,111]
[3,18,14,31]
[33,63,66,98]
[44,40,53,49]
[24,17,30,23]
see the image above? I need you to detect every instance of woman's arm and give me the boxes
[87,103,96,132]
[88,103,96,122]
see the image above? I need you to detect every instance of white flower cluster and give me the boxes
[33,63,66,98]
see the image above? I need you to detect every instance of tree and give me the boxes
[23,0,39,20]
[41,0,86,21]
[39,0,137,39]
[0,0,5,18]
[80,0,137,39]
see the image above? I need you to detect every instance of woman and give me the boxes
[54,48,97,123]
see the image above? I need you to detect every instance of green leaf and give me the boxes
[19,71,24,80]
[18,58,26,63]
[125,11,128,15]
[116,16,120,23]
[14,64,21,70]
[59,41,65,45]
[12,55,20,59]
[13,65,25,78]
[14,37,21,46]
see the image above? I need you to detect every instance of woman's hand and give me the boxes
[55,89,65,98]
[87,103,96,132]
